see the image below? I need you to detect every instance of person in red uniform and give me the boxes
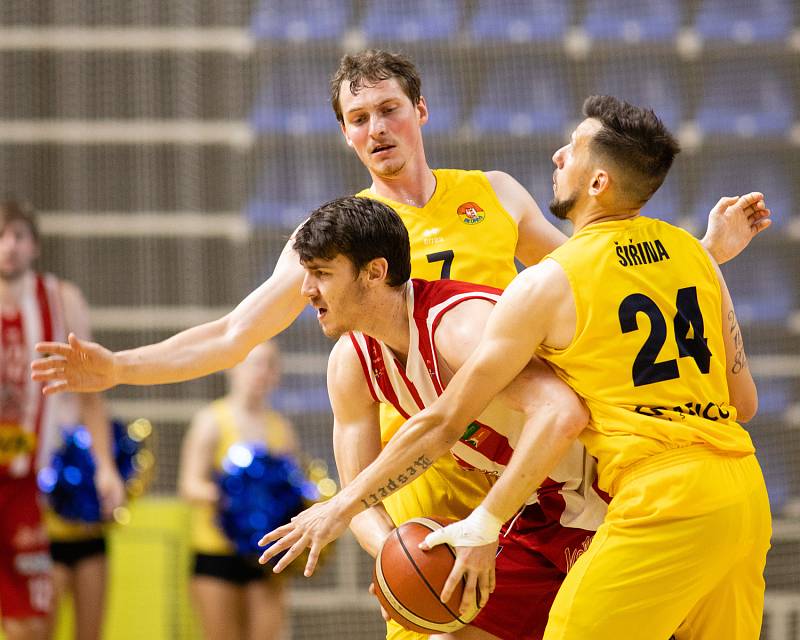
[0,200,124,640]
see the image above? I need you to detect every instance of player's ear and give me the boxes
[365,258,389,284]
[589,169,610,196]
[416,96,429,126]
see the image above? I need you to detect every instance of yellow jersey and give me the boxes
[539,216,754,496]
[191,399,294,555]
[357,168,519,295]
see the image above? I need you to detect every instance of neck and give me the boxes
[356,283,411,365]
[369,161,437,209]
[0,270,32,307]
[571,203,641,233]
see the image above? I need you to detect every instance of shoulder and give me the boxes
[503,260,571,311]
[328,335,371,391]
[434,297,495,373]
[484,170,530,206]
[327,335,379,411]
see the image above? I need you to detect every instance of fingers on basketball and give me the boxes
[372,518,483,635]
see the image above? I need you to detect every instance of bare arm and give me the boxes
[486,171,566,266]
[177,406,221,504]
[328,338,395,557]
[479,359,588,523]
[708,258,757,421]
[33,236,307,393]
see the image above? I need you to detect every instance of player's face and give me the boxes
[338,78,428,179]
[0,220,38,282]
[549,118,600,220]
[300,255,367,339]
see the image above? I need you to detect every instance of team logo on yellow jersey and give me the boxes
[0,423,35,464]
[457,202,485,225]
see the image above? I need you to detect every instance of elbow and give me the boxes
[735,394,758,424]
[731,378,758,424]
[555,397,589,441]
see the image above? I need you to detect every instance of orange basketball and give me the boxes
[372,517,482,634]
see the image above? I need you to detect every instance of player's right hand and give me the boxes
[31,333,117,394]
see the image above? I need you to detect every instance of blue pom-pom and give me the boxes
[216,443,318,560]
[37,420,146,523]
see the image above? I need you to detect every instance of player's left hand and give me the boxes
[420,508,502,615]
[94,463,126,520]
[702,191,771,264]
[421,530,497,616]
[258,497,351,577]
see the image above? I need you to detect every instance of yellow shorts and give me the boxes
[380,405,494,640]
[544,446,771,640]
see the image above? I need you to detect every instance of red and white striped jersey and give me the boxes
[0,272,78,480]
[349,278,607,532]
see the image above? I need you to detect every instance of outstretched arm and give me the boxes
[32,236,307,394]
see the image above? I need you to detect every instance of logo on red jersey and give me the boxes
[457,202,485,225]
[0,424,35,464]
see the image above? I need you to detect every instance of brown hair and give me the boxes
[583,95,681,206]
[0,199,39,243]
[330,49,422,124]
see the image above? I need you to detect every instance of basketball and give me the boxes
[372,517,482,634]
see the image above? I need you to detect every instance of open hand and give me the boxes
[258,497,352,577]
[31,333,117,395]
[702,192,771,264]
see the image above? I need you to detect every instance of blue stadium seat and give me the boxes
[468,0,571,42]
[583,0,680,41]
[469,64,571,136]
[250,62,334,134]
[361,0,460,41]
[246,153,349,228]
[586,63,682,131]
[250,0,351,41]
[641,174,681,224]
[417,63,462,133]
[720,252,794,324]
[695,64,793,138]
[692,157,791,232]
[694,0,793,41]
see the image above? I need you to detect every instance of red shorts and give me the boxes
[471,503,595,640]
[0,476,53,619]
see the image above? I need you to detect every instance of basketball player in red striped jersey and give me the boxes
[0,201,124,640]
[261,196,607,640]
